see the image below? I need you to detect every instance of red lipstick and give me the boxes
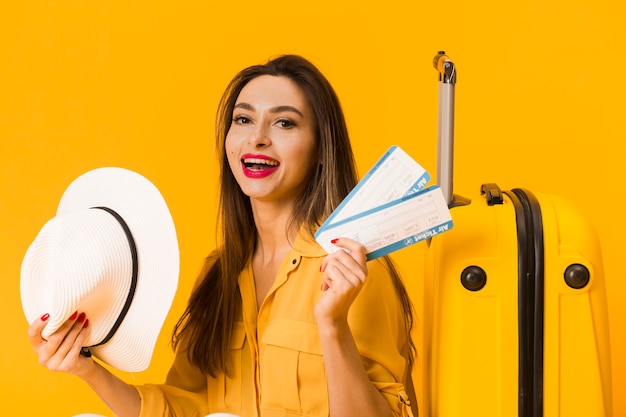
[241,154,280,178]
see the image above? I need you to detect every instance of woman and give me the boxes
[28,54,416,417]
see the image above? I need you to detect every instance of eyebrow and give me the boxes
[234,102,304,117]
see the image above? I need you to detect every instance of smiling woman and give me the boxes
[26,54,417,417]
[5,2,625,415]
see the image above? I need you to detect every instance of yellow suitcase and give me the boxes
[413,53,613,417]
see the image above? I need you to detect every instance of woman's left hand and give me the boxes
[314,237,368,327]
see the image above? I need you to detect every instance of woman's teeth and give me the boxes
[243,158,279,170]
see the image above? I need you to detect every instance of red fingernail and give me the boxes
[83,319,89,329]
[40,313,50,322]
[69,311,78,320]
[77,313,86,323]
[330,238,339,244]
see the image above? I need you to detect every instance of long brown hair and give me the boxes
[172,54,414,377]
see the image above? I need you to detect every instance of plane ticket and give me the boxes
[315,146,453,260]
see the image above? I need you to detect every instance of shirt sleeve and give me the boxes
[133,331,210,417]
[348,257,415,417]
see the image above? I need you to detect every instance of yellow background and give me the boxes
[1,1,624,416]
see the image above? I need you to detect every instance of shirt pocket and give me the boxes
[260,319,328,416]
[207,321,246,412]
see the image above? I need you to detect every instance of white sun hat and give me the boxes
[20,167,179,372]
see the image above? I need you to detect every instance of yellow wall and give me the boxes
[1,1,624,416]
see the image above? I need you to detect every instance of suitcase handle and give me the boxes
[434,51,469,208]
[434,52,456,206]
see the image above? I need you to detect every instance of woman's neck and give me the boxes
[251,199,297,263]
[250,200,299,309]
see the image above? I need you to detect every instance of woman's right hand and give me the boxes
[28,311,94,377]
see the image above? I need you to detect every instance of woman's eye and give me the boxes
[233,115,251,124]
[277,119,295,128]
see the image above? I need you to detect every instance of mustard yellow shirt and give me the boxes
[135,233,413,417]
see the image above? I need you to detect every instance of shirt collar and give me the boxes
[291,227,327,258]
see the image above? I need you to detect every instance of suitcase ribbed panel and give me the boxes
[507,189,545,417]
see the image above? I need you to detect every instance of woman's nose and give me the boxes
[249,124,271,148]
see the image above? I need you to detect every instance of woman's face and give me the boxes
[225,75,319,205]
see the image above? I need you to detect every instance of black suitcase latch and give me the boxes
[481,183,504,205]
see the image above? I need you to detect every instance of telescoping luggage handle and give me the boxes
[433,51,471,208]
[433,51,456,206]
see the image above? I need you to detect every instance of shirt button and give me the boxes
[292,259,297,265]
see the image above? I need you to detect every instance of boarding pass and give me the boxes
[315,146,453,260]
